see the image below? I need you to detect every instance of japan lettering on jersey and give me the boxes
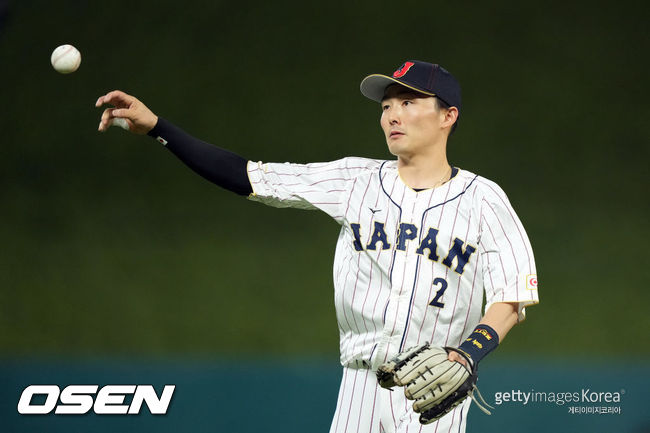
[247,157,538,368]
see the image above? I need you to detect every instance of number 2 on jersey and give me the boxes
[429,277,448,308]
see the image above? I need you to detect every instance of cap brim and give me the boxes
[360,74,436,102]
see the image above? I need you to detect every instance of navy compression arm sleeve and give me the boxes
[147,117,253,196]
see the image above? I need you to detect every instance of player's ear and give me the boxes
[441,107,458,130]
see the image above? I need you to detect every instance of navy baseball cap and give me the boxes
[360,60,462,111]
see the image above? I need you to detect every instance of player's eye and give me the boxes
[382,104,390,111]
[403,100,412,106]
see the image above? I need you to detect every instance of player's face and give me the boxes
[380,85,446,158]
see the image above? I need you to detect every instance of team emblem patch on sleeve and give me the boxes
[526,274,538,290]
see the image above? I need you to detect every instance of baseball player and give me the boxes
[96,60,539,433]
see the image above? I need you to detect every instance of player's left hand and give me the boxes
[376,344,478,424]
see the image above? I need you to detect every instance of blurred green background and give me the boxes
[0,0,648,431]
[2,0,647,358]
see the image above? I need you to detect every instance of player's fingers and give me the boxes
[100,107,115,120]
[98,107,132,131]
[98,108,116,132]
[111,107,135,119]
[95,95,107,107]
[95,90,134,108]
[96,93,155,135]
[95,91,117,107]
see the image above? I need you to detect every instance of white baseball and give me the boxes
[112,118,130,131]
[50,44,81,74]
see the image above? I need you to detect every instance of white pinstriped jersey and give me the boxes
[247,157,539,370]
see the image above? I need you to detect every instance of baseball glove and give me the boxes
[376,343,491,424]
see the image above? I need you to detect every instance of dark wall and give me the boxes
[1,0,648,358]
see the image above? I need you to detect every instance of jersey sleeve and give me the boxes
[246,157,375,221]
[477,180,539,321]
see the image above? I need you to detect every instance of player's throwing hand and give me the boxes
[95,90,158,135]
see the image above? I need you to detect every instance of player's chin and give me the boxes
[386,139,407,157]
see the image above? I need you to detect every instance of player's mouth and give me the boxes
[389,130,405,139]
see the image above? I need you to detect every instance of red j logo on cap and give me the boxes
[392,62,415,78]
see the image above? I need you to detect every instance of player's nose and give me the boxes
[387,108,401,125]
